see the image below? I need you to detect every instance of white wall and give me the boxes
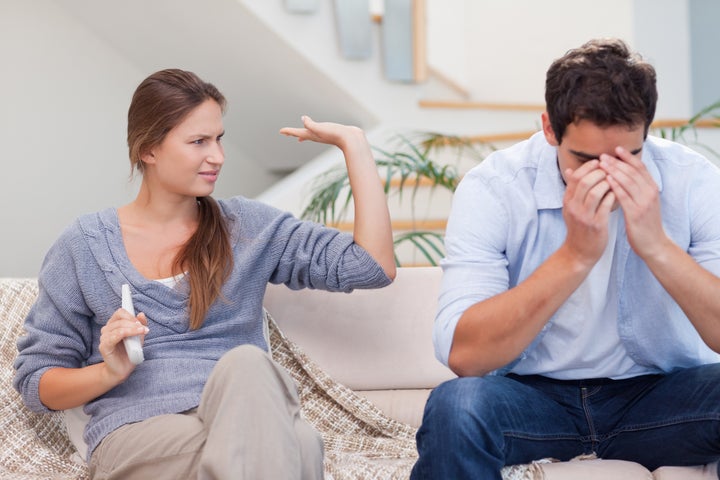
[464,0,633,104]
[0,1,140,277]
[0,0,278,277]
[688,0,720,113]
[633,0,692,117]
[425,0,694,118]
[426,0,470,92]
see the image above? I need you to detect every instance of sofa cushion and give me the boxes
[65,405,90,461]
[355,389,431,428]
[263,266,456,391]
[541,457,653,479]
[652,462,719,479]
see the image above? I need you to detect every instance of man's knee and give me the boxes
[422,376,507,431]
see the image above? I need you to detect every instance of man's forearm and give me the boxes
[642,239,720,353]
[448,243,593,376]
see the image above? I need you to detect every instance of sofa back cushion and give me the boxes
[263,266,456,391]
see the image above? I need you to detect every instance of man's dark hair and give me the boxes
[545,38,658,143]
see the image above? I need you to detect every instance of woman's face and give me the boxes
[142,99,225,199]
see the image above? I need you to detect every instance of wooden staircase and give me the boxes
[279,1,720,267]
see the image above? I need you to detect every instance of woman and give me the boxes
[14,69,395,479]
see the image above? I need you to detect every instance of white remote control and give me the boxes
[121,284,145,365]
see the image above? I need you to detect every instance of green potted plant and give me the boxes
[301,132,489,266]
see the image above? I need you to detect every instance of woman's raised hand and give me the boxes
[280,116,365,150]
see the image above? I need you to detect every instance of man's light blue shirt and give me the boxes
[434,132,720,376]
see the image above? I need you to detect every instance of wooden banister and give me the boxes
[650,118,720,129]
[412,0,427,82]
[330,219,448,231]
[403,119,719,148]
[419,99,546,112]
[384,176,437,188]
[465,131,538,143]
[426,66,471,99]
[418,101,720,132]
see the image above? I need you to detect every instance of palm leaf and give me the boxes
[393,231,446,266]
[652,100,720,161]
[300,131,490,265]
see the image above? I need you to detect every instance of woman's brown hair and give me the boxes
[127,69,233,330]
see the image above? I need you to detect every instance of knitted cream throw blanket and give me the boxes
[0,278,541,480]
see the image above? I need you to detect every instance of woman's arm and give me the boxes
[38,310,149,410]
[281,116,396,279]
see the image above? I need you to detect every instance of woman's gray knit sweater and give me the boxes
[14,196,391,460]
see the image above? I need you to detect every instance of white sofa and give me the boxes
[0,271,717,479]
[265,267,718,480]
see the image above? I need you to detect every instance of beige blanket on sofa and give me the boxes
[0,279,538,480]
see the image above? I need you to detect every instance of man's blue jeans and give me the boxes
[410,363,720,479]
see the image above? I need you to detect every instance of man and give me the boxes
[411,38,720,479]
